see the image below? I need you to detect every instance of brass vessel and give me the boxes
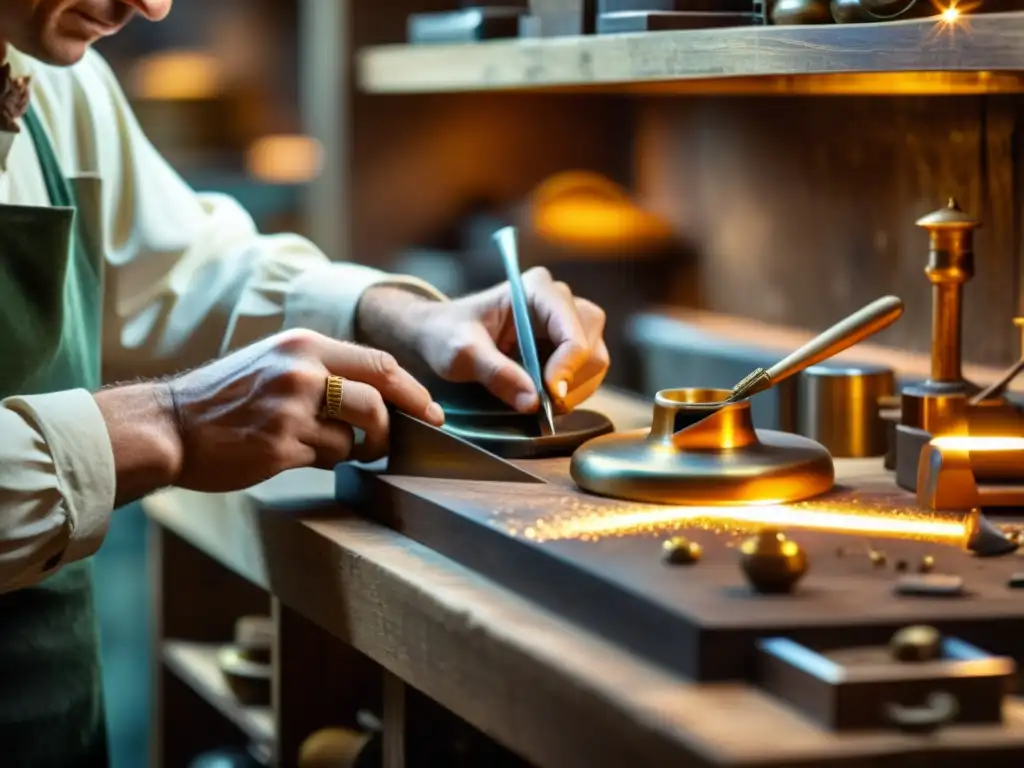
[570,388,834,505]
[739,529,808,594]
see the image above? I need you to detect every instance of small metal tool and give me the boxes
[666,295,906,435]
[729,295,905,402]
[493,226,556,436]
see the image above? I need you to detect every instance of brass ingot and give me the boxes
[739,529,808,594]
[570,388,834,506]
[662,536,702,565]
[890,625,942,662]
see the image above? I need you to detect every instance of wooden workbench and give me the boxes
[143,387,1024,768]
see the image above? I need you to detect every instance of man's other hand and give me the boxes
[358,269,610,414]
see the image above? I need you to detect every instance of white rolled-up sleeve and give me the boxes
[0,390,115,593]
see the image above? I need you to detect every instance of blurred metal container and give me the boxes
[796,364,895,457]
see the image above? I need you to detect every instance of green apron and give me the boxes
[0,108,109,767]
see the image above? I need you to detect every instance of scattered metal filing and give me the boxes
[964,508,1019,557]
[739,529,808,594]
[662,536,702,566]
[894,574,964,597]
[889,625,942,663]
[918,555,935,573]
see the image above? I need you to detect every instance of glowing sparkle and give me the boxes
[932,436,1024,452]
[497,497,967,544]
[940,5,960,22]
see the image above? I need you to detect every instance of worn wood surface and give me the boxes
[359,13,1024,94]
[636,95,1020,367]
[144,388,1024,766]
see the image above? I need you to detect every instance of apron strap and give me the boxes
[22,107,76,210]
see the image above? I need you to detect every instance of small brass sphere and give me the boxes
[739,529,807,594]
[890,625,942,663]
[662,537,702,566]
[918,555,935,574]
[869,550,887,567]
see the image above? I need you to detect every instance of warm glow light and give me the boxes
[132,51,223,100]
[932,436,1024,452]
[503,499,967,544]
[529,171,672,251]
[246,135,324,184]
[941,5,960,21]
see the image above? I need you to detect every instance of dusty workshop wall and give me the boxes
[634,95,1023,368]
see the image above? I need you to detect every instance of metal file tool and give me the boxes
[493,226,557,436]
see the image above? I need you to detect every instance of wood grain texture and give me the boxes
[635,96,1020,367]
[359,13,1024,95]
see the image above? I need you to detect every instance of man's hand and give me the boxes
[95,329,443,502]
[357,268,610,413]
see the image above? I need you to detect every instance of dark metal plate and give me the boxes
[443,409,614,459]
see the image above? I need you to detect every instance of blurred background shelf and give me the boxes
[358,13,1024,96]
[162,640,275,749]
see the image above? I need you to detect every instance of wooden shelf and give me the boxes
[162,640,275,748]
[359,12,1024,95]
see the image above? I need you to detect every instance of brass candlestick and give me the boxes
[921,198,977,385]
[901,199,981,434]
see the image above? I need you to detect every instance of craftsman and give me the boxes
[0,1,610,765]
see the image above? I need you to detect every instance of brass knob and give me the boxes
[662,536,702,565]
[739,529,808,594]
[890,625,942,662]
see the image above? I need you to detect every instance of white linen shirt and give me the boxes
[0,46,442,593]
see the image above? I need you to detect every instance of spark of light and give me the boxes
[922,0,980,45]
[507,499,967,544]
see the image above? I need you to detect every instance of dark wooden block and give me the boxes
[597,9,759,31]
[758,635,1014,731]
[407,8,525,44]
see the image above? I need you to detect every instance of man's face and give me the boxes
[0,0,172,65]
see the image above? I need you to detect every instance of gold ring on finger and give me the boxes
[323,375,345,420]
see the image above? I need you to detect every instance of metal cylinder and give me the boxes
[797,364,895,457]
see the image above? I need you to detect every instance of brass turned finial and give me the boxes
[916,199,981,384]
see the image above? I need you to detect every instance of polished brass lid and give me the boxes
[570,388,835,506]
[915,198,981,230]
